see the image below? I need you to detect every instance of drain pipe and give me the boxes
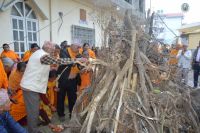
[0,0,6,11]
[49,0,52,41]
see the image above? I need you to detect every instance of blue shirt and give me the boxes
[0,111,28,133]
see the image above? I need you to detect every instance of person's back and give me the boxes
[9,62,27,123]
[20,49,50,94]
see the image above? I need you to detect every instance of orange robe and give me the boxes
[79,48,96,59]
[67,47,80,75]
[1,50,20,61]
[78,49,96,109]
[79,48,96,91]
[47,81,57,107]
[169,49,178,65]
[22,50,32,62]
[9,70,26,121]
[79,71,92,91]
[0,60,8,88]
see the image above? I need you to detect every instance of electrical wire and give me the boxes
[57,12,63,33]
[156,13,178,37]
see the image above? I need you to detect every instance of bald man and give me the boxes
[20,41,83,133]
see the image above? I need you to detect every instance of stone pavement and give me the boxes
[187,69,194,87]
[184,69,200,88]
[39,106,70,133]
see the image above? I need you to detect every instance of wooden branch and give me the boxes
[84,71,115,133]
[113,78,127,133]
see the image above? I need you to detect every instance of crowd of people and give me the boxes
[0,40,96,133]
[158,41,200,88]
[1,39,200,133]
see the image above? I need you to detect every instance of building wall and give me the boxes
[33,0,51,46]
[0,0,102,53]
[49,0,102,46]
[157,17,183,44]
[188,33,200,49]
[0,8,13,50]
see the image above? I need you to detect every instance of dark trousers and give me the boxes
[193,63,200,88]
[57,79,77,117]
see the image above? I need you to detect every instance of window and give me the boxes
[125,0,132,4]
[80,9,86,21]
[11,1,38,57]
[71,25,95,45]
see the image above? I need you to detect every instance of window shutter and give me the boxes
[80,9,86,21]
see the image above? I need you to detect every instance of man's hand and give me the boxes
[80,66,93,73]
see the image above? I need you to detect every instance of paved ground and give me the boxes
[39,107,70,133]
[177,69,200,88]
[187,70,194,87]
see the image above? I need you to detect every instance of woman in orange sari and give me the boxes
[8,62,27,125]
[78,45,95,110]
[1,44,20,62]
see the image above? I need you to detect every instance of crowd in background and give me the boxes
[155,41,200,88]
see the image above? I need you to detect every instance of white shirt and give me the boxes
[176,49,192,68]
[196,48,200,62]
[20,49,50,94]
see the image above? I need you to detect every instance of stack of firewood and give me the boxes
[63,11,200,133]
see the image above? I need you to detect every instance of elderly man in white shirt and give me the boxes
[20,41,85,133]
[176,44,192,84]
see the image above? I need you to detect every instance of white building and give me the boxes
[153,11,184,44]
[0,0,145,57]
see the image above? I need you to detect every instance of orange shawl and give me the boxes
[1,50,20,61]
[9,70,26,121]
[169,49,178,65]
[22,50,32,62]
[67,47,80,75]
[47,81,57,107]
[79,48,96,59]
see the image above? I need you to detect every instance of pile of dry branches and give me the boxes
[64,11,200,133]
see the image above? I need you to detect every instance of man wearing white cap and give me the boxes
[0,89,28,133]
[176,44,192,84]
[20,41,83,133]
[57,39,82,120]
